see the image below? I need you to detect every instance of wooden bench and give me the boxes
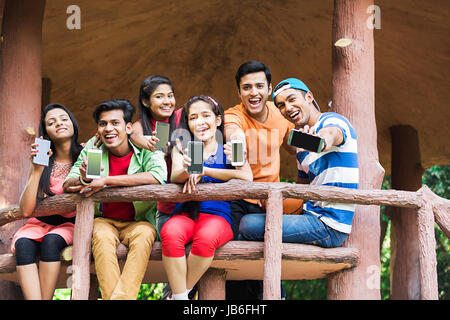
[0,240,359,299]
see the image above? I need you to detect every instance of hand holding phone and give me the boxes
[86,149,102,179]
[231,140,244,166]
[33,138,51,166]
[187,141,204,174]
[144,132,158,152]
[154,121,170,152]
[288,129,325,153]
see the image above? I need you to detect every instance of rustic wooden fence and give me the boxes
[0,180,449,299]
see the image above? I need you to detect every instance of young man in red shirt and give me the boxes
[64,99,167,300]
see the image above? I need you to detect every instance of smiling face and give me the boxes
[145,84,176,121]
[97,109,132,155]
[238,71,272,122]
[44,108,75,141]
[274,88,317,128]
[187,101,222,143]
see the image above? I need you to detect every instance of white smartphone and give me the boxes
[155,121,170,152]
[33,138,51,166]
[231,140,244,166]
[187,141,204,174]
[86,149,102,179]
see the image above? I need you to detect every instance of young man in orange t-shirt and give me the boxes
[225,60,295,238]
[224,61,295,299]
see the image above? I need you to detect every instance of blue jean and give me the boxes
[239,211,347,248]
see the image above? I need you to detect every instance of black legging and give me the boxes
[14,234,68,266]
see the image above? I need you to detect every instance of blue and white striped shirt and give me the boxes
[296,112,359,233]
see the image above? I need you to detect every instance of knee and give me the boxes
[238,214,265,241]
[14,238,38,266]
[160,224,189,258]
[40,234,67,262]
[128,223,157,249]
[92,222,118,249]
[191,232,217,257]
[191,225,231,257]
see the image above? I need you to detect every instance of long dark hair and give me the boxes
[38,103,83,199]
[177,95,225,149]
[176,95,225,220]
[138,75,178,146]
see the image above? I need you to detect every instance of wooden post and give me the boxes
[198,268,227,300]
[390,125,423,299]
[417,191,439,300]
[71,199,95,300]
[328,0,384,300]
[0,0,46,300]
[263,189,283,300]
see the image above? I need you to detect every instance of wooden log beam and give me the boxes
[0,193,80,226]
[71,199,95,300]
[0,254,15,274]
[198,268,227,300]
[1,241,360,276]
[416,197,439,300]
[419,185,450,239]
[0,181,426,227]
[263,189,283,300]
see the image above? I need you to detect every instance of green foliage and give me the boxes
[282,279,327,300]
[53,288,71,300]
[137,283,164,300]
[422,166,450,199]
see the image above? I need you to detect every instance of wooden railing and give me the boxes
[0,180,449,299]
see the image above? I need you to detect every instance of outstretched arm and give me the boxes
[19,140,50,217]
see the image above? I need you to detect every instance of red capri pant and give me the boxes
[161,213,233,258]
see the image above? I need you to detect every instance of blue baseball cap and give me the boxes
[272,78,320,111]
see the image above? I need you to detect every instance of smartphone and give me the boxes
[231,140,244,166]
[187,141,203,174]
[33,138,51,166]
[288,129,325,153]
[154,121,170,152]
[86,149,102,179]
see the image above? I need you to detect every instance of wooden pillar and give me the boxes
[0,0,46,299]
[71,199,95,300]
[416,194,438,300]
[390,125,423,299]
[263,189,283,300]
[198,268,227,300]
[328,0,384,300]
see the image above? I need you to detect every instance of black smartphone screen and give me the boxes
[288,130,324,152]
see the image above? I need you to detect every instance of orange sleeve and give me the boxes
[224,105,245,129]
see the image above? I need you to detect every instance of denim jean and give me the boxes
[239,211,347,248]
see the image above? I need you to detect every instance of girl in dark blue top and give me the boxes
[161,95,252,300]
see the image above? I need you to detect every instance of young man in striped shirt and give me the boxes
[239,77,359,247]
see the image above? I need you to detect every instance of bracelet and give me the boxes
[79,176,90,186]
[321,140,327,152]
